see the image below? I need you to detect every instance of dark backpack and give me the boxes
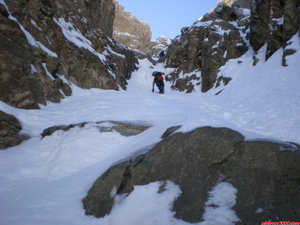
[157,74,164,81]
[152,71,164,82]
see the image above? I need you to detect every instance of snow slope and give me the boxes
[0,35,299,225]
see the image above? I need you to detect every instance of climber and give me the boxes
[159,51,165,58]
[152,71,165,94]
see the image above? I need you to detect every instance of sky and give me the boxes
[117,0,218,40]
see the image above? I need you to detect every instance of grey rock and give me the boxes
[83,126,300,224]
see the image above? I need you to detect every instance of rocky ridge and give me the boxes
[0,0,137,109]
[163,0,299,93]
[112,0,152,52]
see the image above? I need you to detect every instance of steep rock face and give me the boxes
[250,0,300,59]
[112,0,152,52]
[83,126,300,224]
[0,0,137,109]
[165,1,250,92]
[164,0,299,93]
[0,111,29,149]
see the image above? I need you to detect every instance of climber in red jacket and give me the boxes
[152,71,165,94]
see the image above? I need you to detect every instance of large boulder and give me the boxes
[0,0,137,109]
[0,111,29,149]
[83,126,300,224]
[112,0,152,52]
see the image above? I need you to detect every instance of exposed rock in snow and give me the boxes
[83,126,300,224]
[164,1,250,93]
[0,0,137,109]
[41,121,151,138]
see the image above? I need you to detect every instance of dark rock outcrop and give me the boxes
[83,126,300,224]
[0,0,137,109]
[164,1,250,92]
[164,0,299,93]
[250,0,300,59]
[0,111,29,149]
[41,121,151,138]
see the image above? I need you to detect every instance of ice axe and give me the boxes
[152,80,155,92]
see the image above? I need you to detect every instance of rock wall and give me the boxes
[112,0,152,52]
[83,126,300,224]
[165,1,250,92]
[163,0,299,93]
[250,0,300,59]
[0,0,137,109]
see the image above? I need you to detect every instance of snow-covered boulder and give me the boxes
[83,126,300,224]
